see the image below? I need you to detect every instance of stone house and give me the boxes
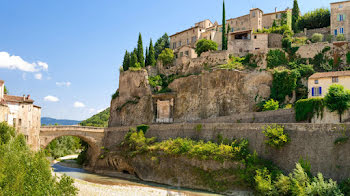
[0,80,41,150]
[169,8,291,58]
[308,71,350,98]
[331,0,350,41]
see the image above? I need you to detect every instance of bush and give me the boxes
[336,34,346,41]
[295,98,325,122]
[347,52,350,65]
[217,56,245,70]
[195,39,218,57]
[297,8,330,30]
[263,99,279,111]
[148,75,163,88]
[266,49,288,69]
[136,124,150,134]
[325,84,350,122]
[158,48,174,65]
[311,33,324,43]
[326,35,333,43]
[262,124,290,149]
[270,67,299,103]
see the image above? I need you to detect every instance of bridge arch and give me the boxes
[40,126,105,168]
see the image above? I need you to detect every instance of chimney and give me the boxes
[275,7,277,13]
[27,95,30,100]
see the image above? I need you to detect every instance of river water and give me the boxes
[52,163,222,196]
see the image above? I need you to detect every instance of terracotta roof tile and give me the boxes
[4,94,34,103]
[309,71,350,79]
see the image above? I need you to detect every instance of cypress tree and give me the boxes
[222,0,227,50]
[292,0,300,32]
[145,47,149,66]
[148,39,156,66]
[122,50,130,71]
[130,48,138,68]
[227,24,231,34]
[137,33,145,67]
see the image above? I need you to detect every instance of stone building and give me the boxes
[308,71,350,98]
[331,0,350,41]
[169,8,291,58]
[0,80,41,150]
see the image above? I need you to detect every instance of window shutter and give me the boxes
[319,87,322,95]
[312,87,315,96]
[338,14,340,21]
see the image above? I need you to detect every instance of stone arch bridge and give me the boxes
[40,126,105,167]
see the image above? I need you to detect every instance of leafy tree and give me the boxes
[148,39,156,66]
[158,48,174,65]
[324,84,350,122]
[195,39,218,57]
[292,0,300,31]
[130,49,139,68]
[154,33,170,59]
[137,33,145,67]
[222,0,227,50]
[271,67,299,103]
[266,49,288,68]
[122,50,130,71]
[45,136,83,159]
[297,8,330,30]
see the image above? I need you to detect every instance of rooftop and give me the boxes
[4,94,34,104]
[309,71,350,79]
[330,0,350,5]
[0,80,4,85]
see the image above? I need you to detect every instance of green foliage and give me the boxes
[112,89,119,100]
[76,140,89,165]
[270,67,299,103]
[0,123,78,195]
[346,52,350,65]
[3,86,8,94]
[337,34,346,41]
[292,0,300,31]
[266,49,288,68]
[222,0,227,50]
[217,55,245,70]
[148,39,156,66]
[122,50,130,71]
[45,136,83,159]
[195,39,218,57]
[311,33,324,43]
[154,33,170,59]
[310,46,333,72]
[255,25,290,35]
[295,98,325,122]
[148,75,163,88]
[340,178,350,195]
[158,48,174,65]
[0,122,15,145]
[288,62,315,78]
[297,8,330,30]
[334,136,349,145]
[80,108,110,127]
[130,49,139,68]
[136,124,150,134]
[263,99,279,111]
[137,33,145,67]
[194,124,202,132]
[325,84,350,122]
[262,124,290,149]
[122,128,156,156]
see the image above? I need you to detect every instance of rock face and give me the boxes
[168,70,273,122]
[95,152,251,195]
[109,70,154,127]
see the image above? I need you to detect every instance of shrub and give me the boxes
[288,62,315,78]
[217,56,245,70]
[266,49,288,69]
[263,99,279,111]
[270,67,299,103]
[340,178,350,195]
[295,98,325,122]
[297,8,330,30]
[311,33,324,43]
[293,36,308,45]
[326,35,333,43]
[334,136,349,145]
[195,39,218,57]
[336,34,346,41]
[158,48,174,65]
[262,124,290,149]
[136,124,150,134]
[148,75,163,88]
[324,84,350,122]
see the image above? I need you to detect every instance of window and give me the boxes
[332,77,339,83]
[172,42,176,49]
[340,27,344,34]
[187,39,189,45]
[231,28,234,32]
[185,51,189,56]
[335,29,338,36]
[180,52,183,57]
[252,11,256,17]
[254,35,257,39]
[191,36,197,43]
[312,87,322,97]
[18,119,22,127]
[339,14,345,21]
[178,41,182,47]
[315,80,319,84]
[339,4,344,8]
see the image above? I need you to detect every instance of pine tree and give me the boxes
[137,33,145,67]
[148,39,156,66]
[292,0,300,32]
[145,47,149,66]
[130,48,139,68]
[122,50,130,71]
[222,0,227,50]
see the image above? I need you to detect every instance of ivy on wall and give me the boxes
[270,67,299,103]
[294,98,325,122]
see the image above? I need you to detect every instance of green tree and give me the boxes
[4,86,8,94]
[154,33,170,59]
[137,33,145,67]
[158,48,174,65]
[324,84,350,122]
[227,23,231,34]
[130,49,139,68]
[292,0,300,31]
[222,0,227,50]
[297,8,330,30]
[148,39,156,66]
[145,47,149,66]
[195,39,218,57]
[80,108,110,127]
[122,50,130,71]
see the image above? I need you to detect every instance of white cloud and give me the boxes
[0,51,48,72]
[56,81,71,87]
[34,73,42,80]
[74,101,85,108]
[44,95,59,102]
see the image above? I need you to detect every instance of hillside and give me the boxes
[79,108,110,127]
[41,117,81,126]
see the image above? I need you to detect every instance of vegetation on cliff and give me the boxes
[0,122,78,195]
[80,108,110,127]
[195,39,218,57]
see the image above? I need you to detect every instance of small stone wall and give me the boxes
[268,33,283,48]
[296,42,332,59]
[295,27,331,40]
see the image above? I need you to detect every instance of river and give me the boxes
[52,157,222,196]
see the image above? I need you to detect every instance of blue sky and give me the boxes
[0,0,336,120]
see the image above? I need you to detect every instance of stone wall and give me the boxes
[268,33,283,48]
[103,123,350,181]
[295,27,331,40]
[296,42,332,59]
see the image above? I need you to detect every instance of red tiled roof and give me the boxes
[309,71,350,79]
[4,94,34,103]
[0,80,4,84]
